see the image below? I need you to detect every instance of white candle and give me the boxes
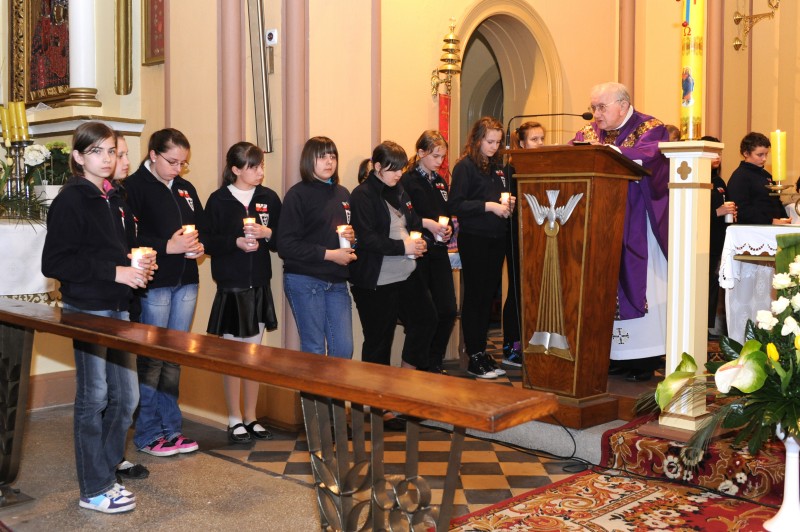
[500,192,510,205]
[131,247,147,270]
[183,225,198,258]
[336,225,350,249]
[408,231,422,259]
[436,216,449,242]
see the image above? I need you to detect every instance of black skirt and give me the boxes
[207,285,277,337]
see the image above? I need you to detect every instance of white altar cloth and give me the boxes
[0,220,55,296]
[719,224,800,343]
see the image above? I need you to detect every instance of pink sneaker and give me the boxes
[138,437,179,457]
[169,435,199,453]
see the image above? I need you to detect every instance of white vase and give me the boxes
[764,425,800,531]
[33,185,63,206]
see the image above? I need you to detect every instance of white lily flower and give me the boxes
[790,262,800,277]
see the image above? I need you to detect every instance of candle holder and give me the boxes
[5,140,33,199]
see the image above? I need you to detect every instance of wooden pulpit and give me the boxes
[509,145,647,429]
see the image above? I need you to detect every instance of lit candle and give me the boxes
[131,247,147,269]
[182,225,198,258]
[770,129,787,182]
[436,216,449,242]
[13,102,29,141]
[408,231,422,259]
[336,225,350,249]
[500,192,510,205]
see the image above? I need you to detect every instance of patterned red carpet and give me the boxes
[448,470,776,531]
[601,415,785,505]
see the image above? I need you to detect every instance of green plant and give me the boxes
[643,234,800,454]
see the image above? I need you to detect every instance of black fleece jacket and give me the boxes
[348,172,423,290]
[400,166,452,259]
[42,177,138,311]
[448,156,509,238]
[727,161,785,225]
[201,184,281,289]
[123,163,205,288]
[277,179,352,282]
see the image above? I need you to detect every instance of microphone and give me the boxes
[505,112,594,149]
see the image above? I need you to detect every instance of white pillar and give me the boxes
[57,0,101,107]
[658,140,723,430]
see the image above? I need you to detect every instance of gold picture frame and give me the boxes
[142,0,165,65]
[9,0,71,105]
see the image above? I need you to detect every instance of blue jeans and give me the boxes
[64,304,139,498]
[284,273,353,358]
[134,283,197,448]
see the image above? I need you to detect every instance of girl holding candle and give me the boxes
[399,130,455,373]
[277,136,356,358]
[726,131,789,226]
[449,116,515,379]
[203,142,281,443]
[123,128,205,457]
[349,141,437,376]
[42,121,157,513]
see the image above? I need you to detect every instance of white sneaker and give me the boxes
[79,486,136,514]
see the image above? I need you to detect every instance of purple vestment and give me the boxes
[571,110,670,320]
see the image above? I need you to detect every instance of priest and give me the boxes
[571,82,670,381]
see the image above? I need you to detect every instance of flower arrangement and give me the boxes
[647,235,800,454]
[25,141,72,186]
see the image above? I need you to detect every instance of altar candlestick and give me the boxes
[770,130,786,182]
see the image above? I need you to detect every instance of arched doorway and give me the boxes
[455,2,565,150]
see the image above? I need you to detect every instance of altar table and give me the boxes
[0,220,54,297]
[719,224,800,343]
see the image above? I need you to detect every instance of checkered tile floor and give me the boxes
[194,332,583,517]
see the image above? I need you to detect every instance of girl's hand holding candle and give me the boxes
[336,225,352,249]
[436,216,450,242]
[406,231,425,259]
[182,224,201,258]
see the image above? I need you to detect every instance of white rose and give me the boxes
[772,297,791,314]
[756,310,778,331]
[794,255,800,264]
[782,316,800,337]
[23,144,50,167]
[790,262,800,277]
[791,293,800,311]
[773,273,794,290]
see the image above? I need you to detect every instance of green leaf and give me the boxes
[744,320,757,341]
[720,335,743,360]
[675,352,698,373]
[655,370,697,410]
[776,234,800,274]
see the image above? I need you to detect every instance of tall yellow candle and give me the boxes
[0,107,11,143]
[13,102,30,141]
[770,129,786,182]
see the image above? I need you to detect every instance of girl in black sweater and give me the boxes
[204,142,282,443]
[400,130,455,373]
[449,117,515,379]
[278,137,356,358]
[349,141,436,370]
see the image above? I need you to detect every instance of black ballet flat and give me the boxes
[228,423,252,443]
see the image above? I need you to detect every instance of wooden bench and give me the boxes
[0,298,557,530]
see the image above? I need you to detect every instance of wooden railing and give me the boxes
[0,298,557,530]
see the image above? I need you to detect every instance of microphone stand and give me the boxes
[505,112,594,149]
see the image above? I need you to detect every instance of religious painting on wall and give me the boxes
[143,0,165,65]
[9,0,71,105]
